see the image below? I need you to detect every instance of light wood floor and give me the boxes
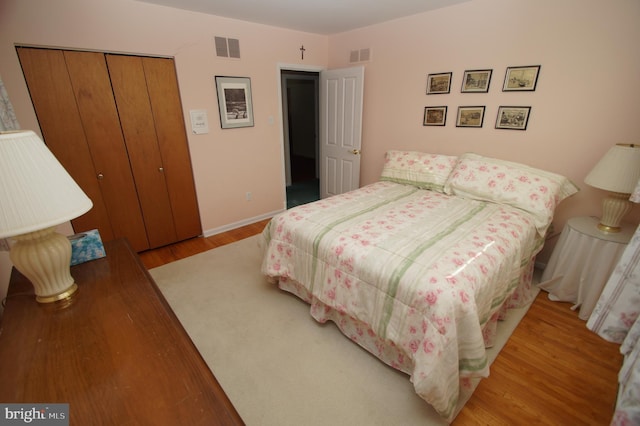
[139,219,622,425]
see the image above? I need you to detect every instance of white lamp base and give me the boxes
[9,226,78,303]
[598,192,632,233]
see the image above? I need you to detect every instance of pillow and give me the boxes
[380,150,458,192]
[443,153,579,235]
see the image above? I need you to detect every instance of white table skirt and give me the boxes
[539,217,631,320]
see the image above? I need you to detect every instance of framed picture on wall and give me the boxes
[461,69,492,93]
[215,76,254,129]
[495,106,531,130]
[456,106,486,127]
[426,72,452,94]
[502,65,541,91]
[423,106,447,126]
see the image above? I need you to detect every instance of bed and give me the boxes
[261,151,578,422]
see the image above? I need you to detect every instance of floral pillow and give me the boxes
[380,150,458,193]
[443,153,579,235]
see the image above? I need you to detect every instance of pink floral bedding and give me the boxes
[260,181,543,422]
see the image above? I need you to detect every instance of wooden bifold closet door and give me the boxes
[17,47,201,252]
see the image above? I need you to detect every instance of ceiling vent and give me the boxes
[349,48,371,63]
[215,36,241,59]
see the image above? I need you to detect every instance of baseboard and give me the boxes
[202,210,283,238]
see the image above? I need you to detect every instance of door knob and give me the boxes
[158,167,164,172]
[350,149,361,155]
[97,173,104,180]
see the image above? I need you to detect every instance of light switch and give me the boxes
[190,109,209,134]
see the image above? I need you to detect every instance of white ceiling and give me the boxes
[136,0,471,35]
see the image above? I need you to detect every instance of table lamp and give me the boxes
[584,144,640,233]
[0,130,93,303]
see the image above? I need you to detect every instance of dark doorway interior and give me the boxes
[288,154,319,209]
[282,70,320,209]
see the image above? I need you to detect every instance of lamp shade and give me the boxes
[0,130,93,238]
[585,144,640,194]
[630,179,640,203]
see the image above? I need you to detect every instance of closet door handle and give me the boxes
[158,167,164,172]
[97,173,104,180]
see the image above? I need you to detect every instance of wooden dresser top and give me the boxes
[0,239,244,426]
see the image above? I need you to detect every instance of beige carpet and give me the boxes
[150,235,537,426]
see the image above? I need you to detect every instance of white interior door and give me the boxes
[319,66,364,199]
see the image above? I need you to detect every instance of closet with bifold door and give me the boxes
[17,47,202,252]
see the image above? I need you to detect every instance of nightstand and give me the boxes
[539,216,634,320]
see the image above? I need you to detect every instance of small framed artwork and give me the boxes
[461,69,492,93]
[215,76,254,129]
[426,72,452,94]
[502,65,541,92]
[495,106,531,130]
[456,106,486,128]
[423,106,447,126]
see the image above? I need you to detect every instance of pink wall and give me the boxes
[328,0,640,260]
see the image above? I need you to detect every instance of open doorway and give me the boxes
[281,70,320,209]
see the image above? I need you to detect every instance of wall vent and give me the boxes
[215,36,241,59]
[349,48,371,63]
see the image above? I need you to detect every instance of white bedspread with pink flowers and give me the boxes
[261,181,542,422]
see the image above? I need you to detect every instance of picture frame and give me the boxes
[423,106,447,126]
[456,106,486,128]
[495,106,531,130]
[502,65,541,92]
[461,69,492,93]
[426,72,452,94]
[215,76,254,129]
